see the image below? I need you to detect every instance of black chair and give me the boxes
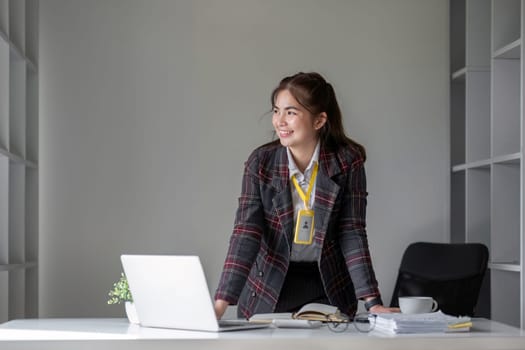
[390,242,489,316]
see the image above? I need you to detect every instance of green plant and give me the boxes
[107,272,133,304]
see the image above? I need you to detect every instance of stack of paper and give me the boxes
[371,311,472,334]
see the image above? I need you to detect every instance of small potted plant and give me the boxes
[107,273,139,324]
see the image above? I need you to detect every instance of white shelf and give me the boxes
[492,152,521,164]
[8,37,24,62]
[466,158,490,169]
[0,0,39,321]
[452,159,491,172]
[0,262,37,272]
[451,66,491,81]
[450,0,524,327]
[452,67,467,80]
[489,262,521,272]
[8,37,36,71]
[450,152,521,172]
[0,148,37,168]
[493,38,521,59]
[0,16,37,73]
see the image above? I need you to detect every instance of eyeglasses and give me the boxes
[326,312,377,333]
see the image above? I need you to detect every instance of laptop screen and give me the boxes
[121,255,220,331]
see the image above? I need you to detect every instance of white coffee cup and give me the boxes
[398,296,438,314]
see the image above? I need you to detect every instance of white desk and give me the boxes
[0,318,524,350]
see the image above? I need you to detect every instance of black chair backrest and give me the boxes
[390,242,489,316]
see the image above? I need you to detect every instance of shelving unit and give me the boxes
[450,0,524,328]
[450,0,492,320]
[0,0,38,323]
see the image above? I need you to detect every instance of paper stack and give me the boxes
[371,311,472,334]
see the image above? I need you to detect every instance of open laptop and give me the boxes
[120,254,269,332]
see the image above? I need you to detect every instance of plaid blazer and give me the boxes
[214,142,381,318]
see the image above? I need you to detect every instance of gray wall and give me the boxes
[39,0,449,317]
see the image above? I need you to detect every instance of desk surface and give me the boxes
[0,318,524,350]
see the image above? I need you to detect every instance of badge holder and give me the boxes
[294,209,315,245]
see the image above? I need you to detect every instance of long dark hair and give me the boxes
[270,72,366,160]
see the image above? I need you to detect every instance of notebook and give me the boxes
[120,254,269,332]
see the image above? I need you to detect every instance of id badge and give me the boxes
[294,209,315,245]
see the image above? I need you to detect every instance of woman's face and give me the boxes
[272,90,324,152]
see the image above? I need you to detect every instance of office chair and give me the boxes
[390,242,489,316]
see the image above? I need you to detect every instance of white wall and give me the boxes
[39,0,449,317]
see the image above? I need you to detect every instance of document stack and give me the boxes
[371,311,472,334]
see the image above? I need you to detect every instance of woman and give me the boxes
[214,72,398,319]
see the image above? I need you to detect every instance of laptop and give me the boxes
[120,254,269,332]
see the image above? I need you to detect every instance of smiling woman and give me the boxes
[213,72,400,320]
[272,90,325,173]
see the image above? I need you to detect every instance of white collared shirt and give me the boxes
[287,141,321,262]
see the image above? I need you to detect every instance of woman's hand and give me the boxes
[369,304,400,313]
[214,299,229,320]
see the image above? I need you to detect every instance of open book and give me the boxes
[249,303,347,323]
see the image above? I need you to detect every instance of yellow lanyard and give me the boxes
[291,163,319,210]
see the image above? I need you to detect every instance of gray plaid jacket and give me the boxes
[215,142,381,318]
